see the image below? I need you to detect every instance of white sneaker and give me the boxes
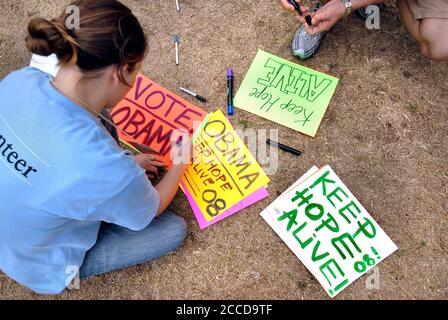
[291,24,324,60]
[291,1,324,60]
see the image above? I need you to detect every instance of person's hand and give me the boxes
[154,131,193,217]
[134,154,166,179]
[280,0,310,25]
[305,0,346,35]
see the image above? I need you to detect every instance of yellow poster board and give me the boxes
[181,110,270,228]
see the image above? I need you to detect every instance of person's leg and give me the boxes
[79,211,187,279]
[398,0,448,61]
[398,0,423,43]
[419,18,448,61]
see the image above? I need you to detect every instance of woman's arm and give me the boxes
[307,0,385,35]
[154,161,189,216]
[154,132,192,217]
[280,0,385,35]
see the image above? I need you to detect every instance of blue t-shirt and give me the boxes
[0,67,160,294]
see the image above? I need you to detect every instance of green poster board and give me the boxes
[261,166,398,297]
[234,50,339,137]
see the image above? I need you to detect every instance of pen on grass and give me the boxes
[173,33,180,65]
[267,139,302,156]
[180,87,207,103]
[227,68,234,116]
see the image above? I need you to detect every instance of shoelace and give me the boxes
[303,31,318,41]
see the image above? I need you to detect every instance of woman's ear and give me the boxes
[122,63,141,87]
[110,65,121,85]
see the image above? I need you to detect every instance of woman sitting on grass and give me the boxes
[0,0,190,294]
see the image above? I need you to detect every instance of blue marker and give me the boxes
[227,68,234,116]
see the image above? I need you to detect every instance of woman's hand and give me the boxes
[154,130,193,217]
[134,154,166,180]
[280,0,299,12]
[305,0,346,35]
[280,0,310,24]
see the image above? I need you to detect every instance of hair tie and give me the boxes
[50,19,79,64]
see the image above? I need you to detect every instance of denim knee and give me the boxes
[161,212,188,250]
[172,215,188,248]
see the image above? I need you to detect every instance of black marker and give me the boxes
[180,87,207,103]
[267,139,302,156]
[287,0,313,26]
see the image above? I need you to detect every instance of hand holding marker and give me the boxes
[287,0,313,26]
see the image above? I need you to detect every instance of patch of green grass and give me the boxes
[407,102,418,113]
[239,119,251,130]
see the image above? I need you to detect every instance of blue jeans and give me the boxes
[79,211,187,279]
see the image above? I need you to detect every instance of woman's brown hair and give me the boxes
[25,0,147,85]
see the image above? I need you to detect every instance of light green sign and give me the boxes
[261,166,398,297]
[234,50,339,137]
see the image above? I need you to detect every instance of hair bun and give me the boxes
[24,0,147,84]
[26,17,74,62]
